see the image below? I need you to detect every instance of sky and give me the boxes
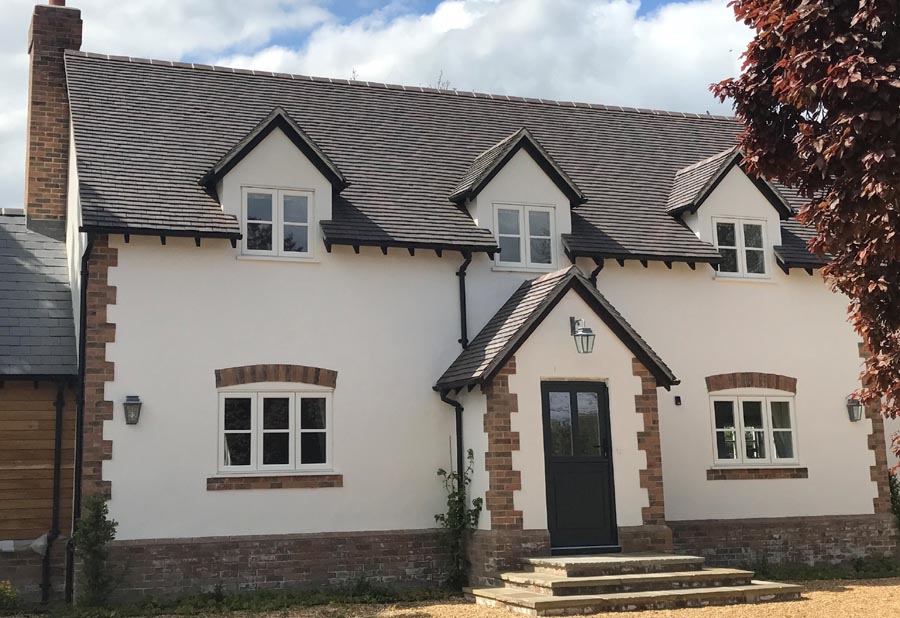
[0,0,751,212]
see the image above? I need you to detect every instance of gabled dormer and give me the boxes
[202,107,347,261]
[669,148,792,279]
[453,128,584,272]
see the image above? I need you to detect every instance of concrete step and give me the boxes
[500,567,755,596]
[468,580,803,616]
[523,552,706,577]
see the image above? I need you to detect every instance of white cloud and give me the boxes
[0,0,750,211]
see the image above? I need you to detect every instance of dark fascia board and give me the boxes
[670,151,793,221]
[322,234,498,257]
[561,238,722,265]
[436,269,678,392]
[80,225,242,240]
[0,373,77,382]
[450,128,587,208]
[198,107,348,194]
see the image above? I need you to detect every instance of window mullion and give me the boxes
[735,397,747,465]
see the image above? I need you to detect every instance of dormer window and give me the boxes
[713,217,767,278]
[243,188,313,258]
[494,204,555,269]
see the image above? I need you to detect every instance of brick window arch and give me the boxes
[705,372,796,393]
[215,364,337,388]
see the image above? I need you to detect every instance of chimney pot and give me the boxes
[49,1,66,6]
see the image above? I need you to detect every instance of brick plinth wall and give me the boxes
[83,235,117,500]
[619,525,673,553]
[0,537,68,602]
[468,529,551,586]
[671,514,899,567]
[105,530,449,601]
[25,4,82,239]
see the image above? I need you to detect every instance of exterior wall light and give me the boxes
[846,397,864,423]
[123,395,143,425]
[570,317,596,354]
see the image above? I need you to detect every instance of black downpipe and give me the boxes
[589,260,605,286]
[65,234,94,604]
[441,391,465,478]
[40,380,65,603]
[456,253,472,348]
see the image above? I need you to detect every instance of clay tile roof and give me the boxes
[435,266,677,391]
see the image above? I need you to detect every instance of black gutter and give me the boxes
[65,234,94,604]
[41,381,65,603]
[456,253,472,348]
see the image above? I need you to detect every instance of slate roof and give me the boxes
[0,215,77,376]
[63,51,822,265]
[775,220,828,270]
[435,266,678,391]
[448,127,586,206]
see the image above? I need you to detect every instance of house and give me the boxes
[1,0,898,609]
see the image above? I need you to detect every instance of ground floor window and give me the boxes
[219,391,332,473]
[710,395,797,465]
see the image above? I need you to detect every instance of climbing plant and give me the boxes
[435,449,483,590]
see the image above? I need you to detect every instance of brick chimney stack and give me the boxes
[25,1,82,240]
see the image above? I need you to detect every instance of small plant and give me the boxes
[74,496,119,607]
[0,581,20,612]
[890,472,900,530]
[435,449,483,590]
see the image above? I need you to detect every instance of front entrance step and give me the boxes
[468,581,803,616]
[523,553,705,577]
[500,567,755,596]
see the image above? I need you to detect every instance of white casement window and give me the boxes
[710,395,798,466]
[242,188,313,257]
[712,217,767,278]
[219,391,332,473]
[494,204,555,269]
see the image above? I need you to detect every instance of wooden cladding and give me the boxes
[215,365,338,389]
[0,381,74,540]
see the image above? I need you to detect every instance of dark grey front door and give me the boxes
[541,381,618,553]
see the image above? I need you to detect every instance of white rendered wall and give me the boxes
[95,126,879,541]
[507,290,647,529]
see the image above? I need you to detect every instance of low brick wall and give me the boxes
[671,514,899,567]
[467,529,551,586]
[619,524,673,553]
[105,529,451,601]
[0,538,67,603]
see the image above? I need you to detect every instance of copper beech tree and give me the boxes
[714,0,900,460]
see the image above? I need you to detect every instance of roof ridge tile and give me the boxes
[63,49,737,121]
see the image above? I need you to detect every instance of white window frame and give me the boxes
[241,187,315,259]
[709,394,799,466]
[217,390,333,474]
[712,217,768,279]
[493,203,556,270]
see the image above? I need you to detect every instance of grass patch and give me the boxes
[14,580,456,618]
[749,556,900,582]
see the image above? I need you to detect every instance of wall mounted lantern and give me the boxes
[570,317,596,354]
[123,395,143,425]
[846,396,864,423]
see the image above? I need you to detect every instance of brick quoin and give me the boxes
[859,343,893,514]
[633,358,666,527]
[482,357,523,530]
[25,3,82,239]
[83,235,116,500]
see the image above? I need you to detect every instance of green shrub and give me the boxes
[890,472,900,530]
[0,581,20,612]
[435,449,483,591]
[74,496,119,607]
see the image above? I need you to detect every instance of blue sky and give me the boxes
[0,0,749,211]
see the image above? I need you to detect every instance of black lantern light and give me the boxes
[846,396,864,423]
[123,395,143,425]
[570,317,596,354]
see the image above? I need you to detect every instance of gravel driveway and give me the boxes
[227,578,900,618]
